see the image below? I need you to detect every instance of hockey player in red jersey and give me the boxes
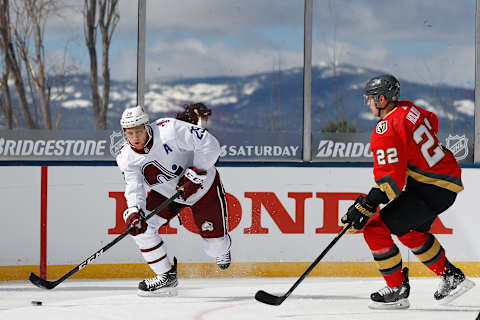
[341,74,475,309]
[117,104,231,297]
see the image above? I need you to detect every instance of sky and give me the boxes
[43,0,476,88]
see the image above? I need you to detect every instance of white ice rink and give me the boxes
[1,277,479,320]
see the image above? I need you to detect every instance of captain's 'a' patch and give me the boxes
[376,120,388,134]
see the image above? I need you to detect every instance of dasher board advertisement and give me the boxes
[1,166,478,268]
[312,132,473,163]
[0,129,302,161]
[0,130,472,162]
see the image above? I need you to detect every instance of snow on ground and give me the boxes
[1,277,479,320]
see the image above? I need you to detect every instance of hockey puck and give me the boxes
[31,301,42,306]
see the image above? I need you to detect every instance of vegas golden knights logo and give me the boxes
[376,121,388,134]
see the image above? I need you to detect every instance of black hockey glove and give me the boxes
[176,103,212,126]
[341,195,377,233]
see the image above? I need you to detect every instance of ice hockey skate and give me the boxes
[138,257,178,297]
[216,250,231,270]
[434,261,475,305]
[369,267,410,310]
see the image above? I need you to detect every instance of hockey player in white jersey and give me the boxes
[116,105,231,296]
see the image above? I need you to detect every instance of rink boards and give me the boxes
[1,165,479,281]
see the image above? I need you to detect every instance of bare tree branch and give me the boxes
[84,0,101,129]
[24,0,52,129]
[84,0,118,130]
[0,62,14,128]
[0,0,71,129]
[0,0,36,128]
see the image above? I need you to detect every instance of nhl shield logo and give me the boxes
[109,130,126,158]
[445,134,468,161]
[376,120,388,134]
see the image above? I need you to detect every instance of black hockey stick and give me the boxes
[29,188,184,290]
[255,222,352,305]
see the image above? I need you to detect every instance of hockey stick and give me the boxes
[255,222,352,305]
[29,188,184,290]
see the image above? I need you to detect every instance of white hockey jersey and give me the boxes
[116,118,221,210]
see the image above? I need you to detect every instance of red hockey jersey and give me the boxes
[370,100,463,200]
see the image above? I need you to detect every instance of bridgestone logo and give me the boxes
[316,140,373,158]
[0,138,107,156]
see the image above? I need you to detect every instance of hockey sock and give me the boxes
[372,244,404,287]
[140,240,171,274]
[411,234,446,275]
[363,215,404,287]
[133,224,172,275]
[399,232,446,276]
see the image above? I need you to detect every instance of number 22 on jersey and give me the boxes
[375,118,445,168]
[412,121,445,167]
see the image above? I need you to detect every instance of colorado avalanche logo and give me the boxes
[445,134,468,161]
[109,130,125,158]
[376,121,388,134]
[201,221,214,232]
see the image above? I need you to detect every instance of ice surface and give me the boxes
[1,277,478,320]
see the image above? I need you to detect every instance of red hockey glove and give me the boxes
[123,207,147,236]
[177,167,207,200]
[341,195,377,233]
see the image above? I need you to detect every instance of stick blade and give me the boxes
[255,290,286,306]
[29,272,57,290]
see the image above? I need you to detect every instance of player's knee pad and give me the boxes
[202,234,231,257]
[132,223,163,247]
[363,215,395,250]
[143,214,169,230]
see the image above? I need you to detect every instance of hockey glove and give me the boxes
[123,207,147,236]
[176,103,212,127]
[341,195,377,233]
[177,167,207,200]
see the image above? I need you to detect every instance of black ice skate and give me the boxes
[434,261,475,305]
[369,267,410,310]
[138,257,178,297]
[216,251,231,270]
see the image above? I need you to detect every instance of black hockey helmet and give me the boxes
[364,74,400,105]
[175,102,212,126]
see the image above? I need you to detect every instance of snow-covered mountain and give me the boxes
[4,64,475,140]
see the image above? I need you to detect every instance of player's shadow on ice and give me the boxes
[286,294,369,301]
[202,294,368,303]
[410,304,480,312]
[0,286,134,292]
[413,306,480,312]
